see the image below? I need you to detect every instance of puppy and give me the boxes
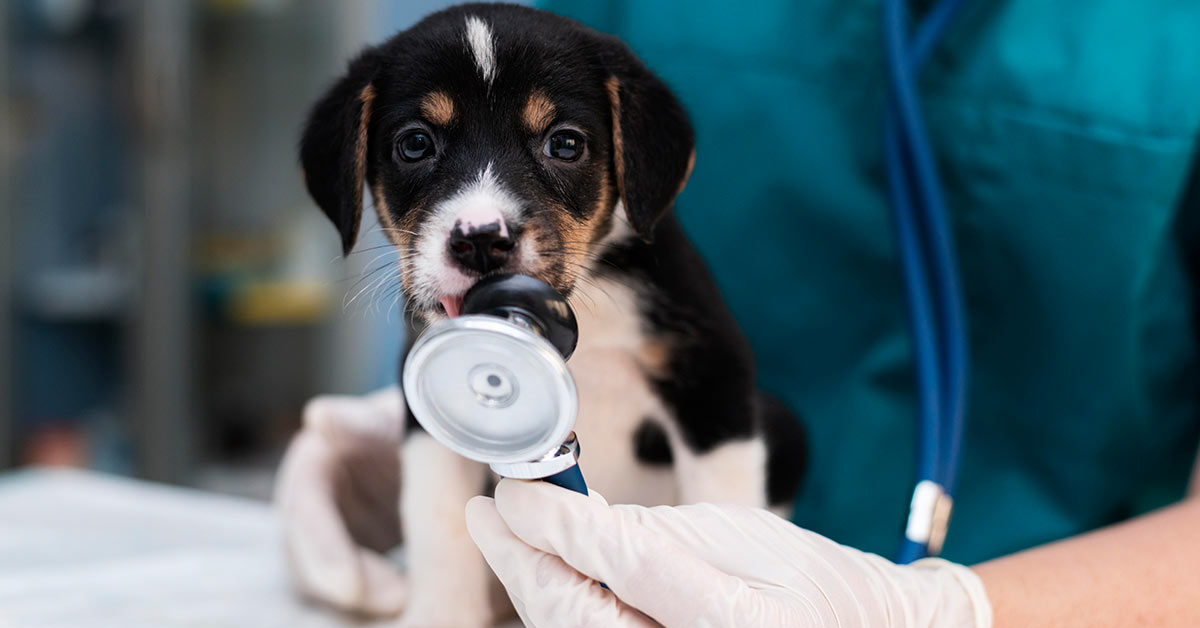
[300,4,806,625]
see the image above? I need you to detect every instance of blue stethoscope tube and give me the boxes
[883,0,971,563]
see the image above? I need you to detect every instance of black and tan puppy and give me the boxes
[300,4,805,625]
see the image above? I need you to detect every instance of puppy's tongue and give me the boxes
[440,295,463,318]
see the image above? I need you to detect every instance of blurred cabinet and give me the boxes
[0,0,451,486]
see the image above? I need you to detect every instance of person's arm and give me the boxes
[967,141,1200,626]
[978,463,1200,627]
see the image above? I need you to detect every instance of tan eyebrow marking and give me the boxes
[522,90,557,134]
[420,90,456,126]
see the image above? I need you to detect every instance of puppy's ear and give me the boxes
[606,50,695,242]
[300,53,379,256]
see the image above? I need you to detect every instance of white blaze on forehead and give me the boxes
[464,16,496,85]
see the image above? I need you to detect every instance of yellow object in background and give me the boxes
[226,280,331,325]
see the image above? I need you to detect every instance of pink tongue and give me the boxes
[440,295,463,318]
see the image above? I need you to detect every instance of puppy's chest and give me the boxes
[564,278,679,504]
[568,348,660,435]
[568,277,666,428]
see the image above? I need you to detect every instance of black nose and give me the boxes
[448,222,515,273]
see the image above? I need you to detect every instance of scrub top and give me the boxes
[539,0,1200,564]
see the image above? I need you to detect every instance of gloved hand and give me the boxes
[466,479,992,627]
[274,387,408,616]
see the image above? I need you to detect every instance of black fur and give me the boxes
[595,216,758,451]
[633,419,674,466]
[599,215,808,501]
[761,393,808,504]
[601,42,695,241]
[299,54,380,255]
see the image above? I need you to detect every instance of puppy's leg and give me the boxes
[398,431,492,628]
[760,393,808,517]
[670,431,770,508]
[668,395,808,516]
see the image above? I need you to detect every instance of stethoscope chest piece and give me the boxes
[402,274,580,468]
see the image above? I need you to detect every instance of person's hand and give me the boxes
[466,479,992,627]
[274,387,408,616]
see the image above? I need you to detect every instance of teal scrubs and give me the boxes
[539,0,1200,563]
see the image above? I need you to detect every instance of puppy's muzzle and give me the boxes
[449,219,515,274]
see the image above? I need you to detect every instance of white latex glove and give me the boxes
[466,479,992,628]
[274,387,408,616]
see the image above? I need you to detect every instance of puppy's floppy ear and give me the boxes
[605,48,696,242]
[300,52,379,256]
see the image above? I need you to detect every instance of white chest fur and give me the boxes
[566,277,679,506]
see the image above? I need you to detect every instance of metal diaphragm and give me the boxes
[402,315,578,465]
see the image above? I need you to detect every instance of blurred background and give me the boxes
[0,0,498,498]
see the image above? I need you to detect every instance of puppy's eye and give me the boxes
[397,130,435,162]
[544,130,584,161]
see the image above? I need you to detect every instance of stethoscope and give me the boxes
[883,0,971,563]
[403,274,591,495]
[402,0,972,567]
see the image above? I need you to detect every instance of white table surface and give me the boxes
[0,468,376,628]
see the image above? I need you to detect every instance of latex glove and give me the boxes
[466,479,992,628]
[274,387,408,616]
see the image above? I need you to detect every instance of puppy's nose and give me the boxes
[448,221,515,274]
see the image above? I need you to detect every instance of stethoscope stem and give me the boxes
[489,431,590,495]
[543,464,590,495]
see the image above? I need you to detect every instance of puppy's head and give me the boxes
[300,4,694,320]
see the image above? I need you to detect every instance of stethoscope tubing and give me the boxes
[883,0,971,562]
